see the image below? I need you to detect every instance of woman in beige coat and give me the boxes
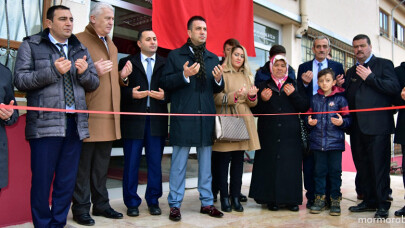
[212,45,260,212]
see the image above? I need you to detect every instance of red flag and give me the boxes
[152,0,255,57]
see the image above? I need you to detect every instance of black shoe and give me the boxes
[374,208,389,219]
[395,206,405,216]
[169,207,181,221]
[148,205,161,215]
[267,203,279,211]
[93,207,123,219]
[239,193,248,202]
[306,199,314,209]
[220,197,232,212]
[231,196,244,212]
[387,194,393,201]
[213,193,218,203]
[348,202,377,212]
[127,207,139,217]
[288,205,299,212]
[73,213,95,226]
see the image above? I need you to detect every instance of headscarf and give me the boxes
[269,54,289,90]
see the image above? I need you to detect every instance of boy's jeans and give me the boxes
[313,150,343,199]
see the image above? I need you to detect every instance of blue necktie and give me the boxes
[146,58,153,107]
[317,62,323,73]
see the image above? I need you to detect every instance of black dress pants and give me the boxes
[212,150,244,198]
[72,141,113,215]
[350,124,391,210]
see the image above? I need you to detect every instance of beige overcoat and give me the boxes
[76,24,123,142]
[212,69,260,152]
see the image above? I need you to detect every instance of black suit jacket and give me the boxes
[394,62,405,144]
[345,55,400,135]
[297,59,345,98]
[119,53,168,139]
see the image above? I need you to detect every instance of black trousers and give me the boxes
[212,150,244,198]
[72,141,113,215]
[350,124,391,210]
[402,145,405,189]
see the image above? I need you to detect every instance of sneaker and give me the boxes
[329,197,341,216]
[310,195,325,214]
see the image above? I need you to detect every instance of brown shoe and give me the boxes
[200,205,224,218]
[169,207,181,221]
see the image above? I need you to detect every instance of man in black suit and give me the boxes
[393,62,405,217]
[118,29,168,217]
[297,36,345,208]
[346,34,400,218]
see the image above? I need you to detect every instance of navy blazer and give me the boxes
[119,53,168,139]
[297,59,345,98]
[345,55,400,135]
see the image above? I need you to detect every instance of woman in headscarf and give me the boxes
[249,55,309,211]
[212,45,260,212]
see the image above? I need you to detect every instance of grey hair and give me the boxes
[313,35,330,47]
[89,2,114,20]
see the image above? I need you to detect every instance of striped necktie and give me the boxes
[56,43,75,107]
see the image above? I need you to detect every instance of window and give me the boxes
[301,36,314,63]
[394,21,405,46]
[379,10,389,37]
[248,47,269,78]
[0,0,45,71]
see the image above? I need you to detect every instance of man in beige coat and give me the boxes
[71,2,132,226]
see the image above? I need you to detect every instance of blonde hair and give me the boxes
[225,45,253,82]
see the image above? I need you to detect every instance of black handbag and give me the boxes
[215,94,250,142]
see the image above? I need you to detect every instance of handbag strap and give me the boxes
[220,94,228,114]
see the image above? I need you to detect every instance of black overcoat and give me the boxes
[249,77,309,205]
[160,43,224,147]
[0,64,18,189]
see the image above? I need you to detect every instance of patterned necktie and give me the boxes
[55,43,75,107]
[146,58,153,107]
[100,37,109,53]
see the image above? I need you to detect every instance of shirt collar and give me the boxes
[314,58,327,65]
[140,52,156,62]
[48,33,68,46]
[356,54,373,65]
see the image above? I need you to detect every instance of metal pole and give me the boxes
[391,0,405,63]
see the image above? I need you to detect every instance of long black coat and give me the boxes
[345,55,400,135]
[249,77,309,205]
[119,53,168,139]
[0,64,18,189]
[394,62,405,145]
[160,43,224,147]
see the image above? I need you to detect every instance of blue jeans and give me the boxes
[168,146,214,208]
[313,150,342,199]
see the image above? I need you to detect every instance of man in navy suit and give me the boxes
[118,29,168,217]
[346,34,400,219]
[297,35,345,209]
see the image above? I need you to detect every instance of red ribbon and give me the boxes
[1,104,404,117]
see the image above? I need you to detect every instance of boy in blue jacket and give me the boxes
[306,68,351,216]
